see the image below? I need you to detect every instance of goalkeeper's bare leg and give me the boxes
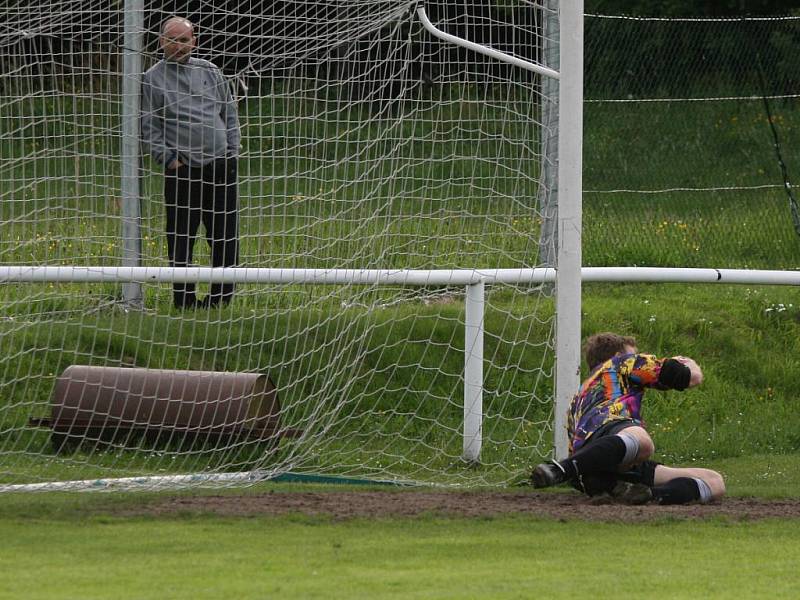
[650,464,726,504]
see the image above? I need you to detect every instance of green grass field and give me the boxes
[2,512,799,599]
[4,281,799,487]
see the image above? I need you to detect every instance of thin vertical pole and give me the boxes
[463,281,485,463]
[121,0,143,307]
[554,1,583,460]
[538,0,559,268]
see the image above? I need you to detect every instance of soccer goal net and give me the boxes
[1,0,572,490]
[6,4,796,493]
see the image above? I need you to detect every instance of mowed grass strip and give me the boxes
[0,514,798,600]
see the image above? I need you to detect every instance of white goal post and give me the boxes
[418,1,583,462]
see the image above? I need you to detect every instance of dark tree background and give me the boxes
[586,0,798,16]
[2,0,799,96]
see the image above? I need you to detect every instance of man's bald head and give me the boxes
[160,17,195,63]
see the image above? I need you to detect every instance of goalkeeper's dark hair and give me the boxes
[583,332,637,370]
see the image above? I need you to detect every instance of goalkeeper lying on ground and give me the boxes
[532,332,726,505]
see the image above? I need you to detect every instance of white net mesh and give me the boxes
[0,0,556,490]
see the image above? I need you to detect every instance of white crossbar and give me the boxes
[0,266,798,285]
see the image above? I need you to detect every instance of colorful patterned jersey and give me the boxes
[567,353,665,454]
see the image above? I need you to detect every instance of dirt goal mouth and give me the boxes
[120,490,800,522]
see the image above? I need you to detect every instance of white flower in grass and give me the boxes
[765,303,789,313]
[648,315,656,322]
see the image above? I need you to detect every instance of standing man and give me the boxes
[141,16,240,309]
[532,332,726,505]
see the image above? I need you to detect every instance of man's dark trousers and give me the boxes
[164,157,238,309]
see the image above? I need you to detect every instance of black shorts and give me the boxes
[589,418,639,439]
[575,419,660,492]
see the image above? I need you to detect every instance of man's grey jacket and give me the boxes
[141,57,240,167]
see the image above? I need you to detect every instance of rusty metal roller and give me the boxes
[34,366,284,446]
